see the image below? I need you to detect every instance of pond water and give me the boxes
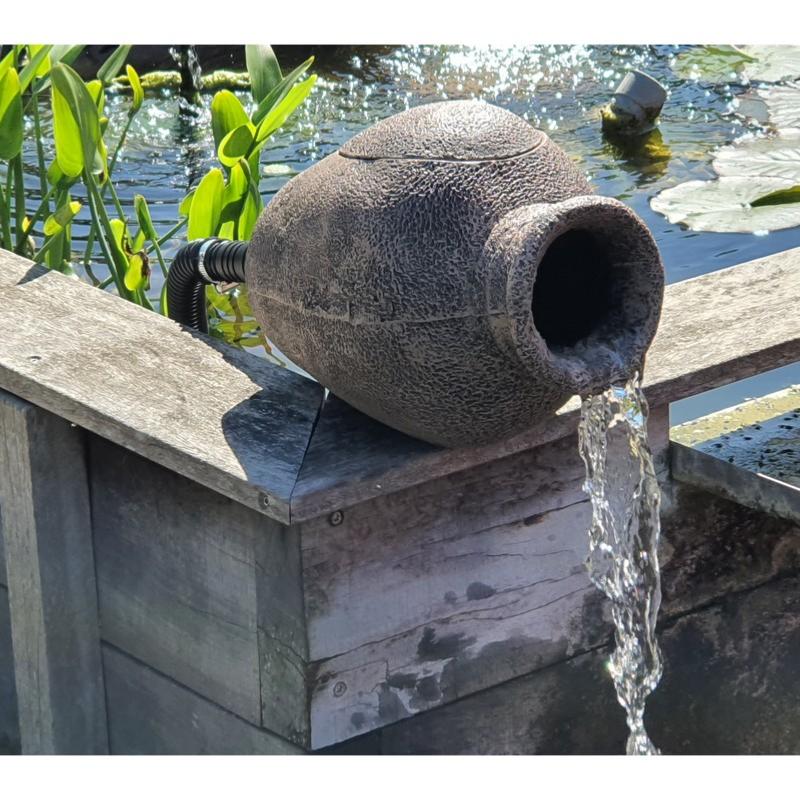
[18,44,800,422]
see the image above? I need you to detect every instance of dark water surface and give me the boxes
[17,44,800,421]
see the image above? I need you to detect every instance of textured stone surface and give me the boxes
[247,99,664,447]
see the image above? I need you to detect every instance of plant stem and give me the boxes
[150,217,187,251]
[21,183,57,238]
[84,171,130,299]
[31,98,49,205]
[12,155,25,251]
[80,112,137,263]
[31,232,60,262]
[108,113,134,179]
[0,180,12,250]
[104,175,128,223]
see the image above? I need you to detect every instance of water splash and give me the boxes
[169,45,203,108]
[578,372,663,755]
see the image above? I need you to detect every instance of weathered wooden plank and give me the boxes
[309,499,597,749]
[102,645,303,755]
[0,585,20,755]
[671,386,800,524]
[304,409,669,748]
[90,434,263,727]
[292,246,800,520]
[672,443,800,526]
[367,570,800,754]
[307,455,800,749]
[0,391,107,754]
[0,518,5,587]
[0,250,324,524]
[255,522,309,747]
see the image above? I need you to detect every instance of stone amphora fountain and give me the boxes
[245,100,664,446]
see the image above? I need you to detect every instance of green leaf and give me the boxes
[0,50,13,81]
[218,123,255,168]
[218,160,249,239]
[43,200,81,236]
[134,194,158,241]
[86,79,105,114]
[255,74,316,144]
[673,45,756,84]
[0,67,23,160]
[179,189,195,218]
[97,45,132,85]
[124,252,149,292]
[713,133,800,182]
[759,81,800,130]
[252,56,314,126]
[126,64,143,113]
[651,176,800,233]
[159,280,169,316]
[50,63,102,178]
[18,45,53,92]
[109,217,129,256]
[750,184,800,207]
[239,182,261,240]
[245,45,282,105]
[210,90,250,152]
[50,45,85,67]
[32,46,85,93]
[188,168,225,238]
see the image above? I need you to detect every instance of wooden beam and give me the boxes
[102,645,302,755]
[0,586,20,755]
[0,251,324,524]
[291,246,800,520]
[302,407,669,748]
[671,385,800,525]
[0,391,107,754]
[89,435,263,728]
[2,245,800,523]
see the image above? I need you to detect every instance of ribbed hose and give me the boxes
[166,238,248,333]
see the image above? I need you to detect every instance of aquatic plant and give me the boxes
[673,45,800,85]
[651,53,800,234]
[0,44,316,338]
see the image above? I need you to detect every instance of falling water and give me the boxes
[169,45,203,107]
[578,372,663,755]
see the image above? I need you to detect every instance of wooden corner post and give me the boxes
[0,390,108,754]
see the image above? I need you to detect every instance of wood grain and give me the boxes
[103,645,302,755]
[0,250,324,524]
[255,521,309,746]
[90,434,263,727]
[0,391,107,754]
[3,245,799,523]
[291,246,800,520]
[304,409,669,748]
[0,585,20,755]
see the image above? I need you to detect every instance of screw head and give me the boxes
[259,493,271,509]
[329,509,344,526]
[333,681,347,697]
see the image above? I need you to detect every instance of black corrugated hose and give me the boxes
[166,238,248,333]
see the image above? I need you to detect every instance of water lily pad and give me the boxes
[674,45,800,85]
[759,81,800,129]
[712,133,800,181]
[673,45,754,84]
[742,46,800,82]
[650,176,800,233]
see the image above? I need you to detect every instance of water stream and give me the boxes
[578,373,663,755]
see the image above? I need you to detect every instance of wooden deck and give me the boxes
[1,245,800,753]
